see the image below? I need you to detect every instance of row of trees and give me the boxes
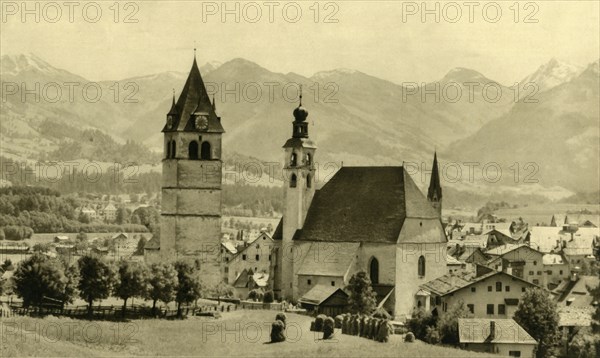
[10,253,203,318]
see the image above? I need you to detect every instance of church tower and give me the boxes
[427,152,442,217]
[281,92,317,299]
[160,54,224,286]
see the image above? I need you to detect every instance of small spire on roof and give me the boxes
[168,89,178,115]
[299,85,303,106]
[212,94,216,111]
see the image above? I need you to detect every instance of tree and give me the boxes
[76,231,88,242]
[0,228,5,240]
[514,288,560,358]
[77,255,117,316]
[437,300,468,345]
[146,262,178,316]
[114,261,148,317]
[345,271,377,315]
[115,207,131,225]
[134,236,147,256]
[12,254,71,308]
[174,261,202,318]
[1,259,14,271]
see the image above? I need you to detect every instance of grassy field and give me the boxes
[1,310,497,357]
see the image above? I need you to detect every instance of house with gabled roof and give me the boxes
[484,244,547,287]
[458,318,537,357]
[298,286,349,317]
[224,230,275,286]
[419,270,541,318]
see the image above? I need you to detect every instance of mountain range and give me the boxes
[1,53,598,202]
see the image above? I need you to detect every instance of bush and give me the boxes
[248,289,261,301]
[323,317,335,339]
[406,309,437,341]
[263,290,274,303]
[275,313,287,328]
[377,320,391,343]
[315,314,327,332]
[271,320,286,343]
[425,326,441,344]
[404,332,415,342]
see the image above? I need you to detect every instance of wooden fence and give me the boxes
[7,303,239,320]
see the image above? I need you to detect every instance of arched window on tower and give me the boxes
[290,153,297,167]
[188,141,199,160]
[170,141,176,159]
[418,256,426,277]
[306,153,312,166]
[307,174,312,188]
[290,174,297,188]
[201,141,211,160]
[369,257,379,284]
[166,140,171,159]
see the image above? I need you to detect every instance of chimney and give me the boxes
[489,321,496,340]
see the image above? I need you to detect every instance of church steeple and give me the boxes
[280,87,317,300]
[291,86,309,138]
[427,151,442,217]
[162,53,223,133]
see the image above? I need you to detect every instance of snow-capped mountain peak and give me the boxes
[519,58,583,93]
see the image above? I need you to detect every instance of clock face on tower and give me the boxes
[195,115,209,130]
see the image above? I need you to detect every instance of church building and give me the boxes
[270,98,448,319]
[149,54,448,318]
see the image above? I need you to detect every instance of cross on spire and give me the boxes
[299,85,303,106]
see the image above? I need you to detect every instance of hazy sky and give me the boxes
[1,1,599,84]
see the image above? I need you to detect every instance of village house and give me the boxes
[528,223,599,270]
[298,285,350,317]
[458,318,537,357]
[76,206,98,221]
[484,244,547,287]
[419,268,540,318]
[100,203,118,222]
[447,255,467,274]
[542,253,571,288]
[223,229,275,285]
[232,269,269,299]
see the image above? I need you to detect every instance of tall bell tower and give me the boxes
[281,92,317,299]
[160,53,225,286]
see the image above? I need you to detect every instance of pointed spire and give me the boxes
[168,89,178,115]
[428,151,442,201]
[299,84,303,106]
[212,94,216,111]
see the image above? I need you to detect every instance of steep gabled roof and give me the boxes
[272,218,283,241]
[162,57,224,133]
[297,242,359,276]
[297,166,441,243]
